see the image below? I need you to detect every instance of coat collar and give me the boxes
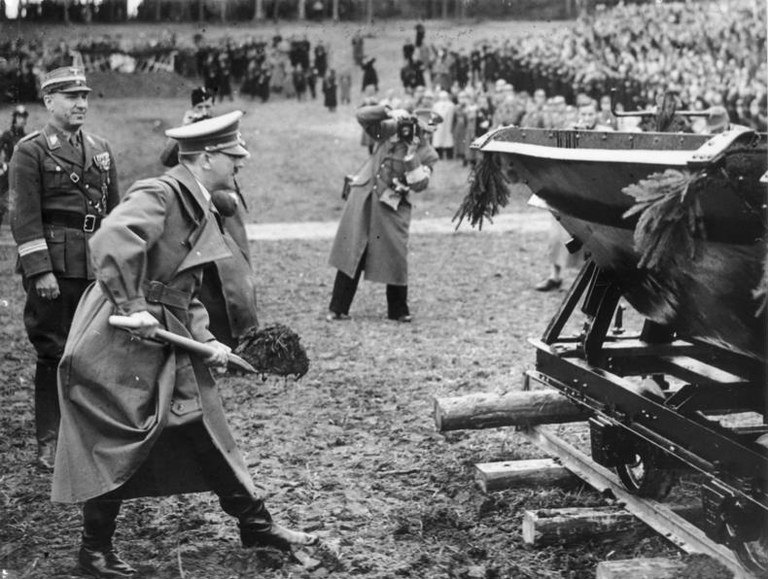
[164,164,232,274]
[166,164,210,215]
[42,123,83,166]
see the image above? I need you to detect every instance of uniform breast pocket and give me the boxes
[42,159,69,190]
[43,227,66,274]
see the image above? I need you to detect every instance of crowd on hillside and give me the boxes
[395,1,766,128]
[1,0,766,130]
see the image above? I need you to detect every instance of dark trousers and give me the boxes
[329,252,409,320]
[23,277,91,447]
[83,422,272,549]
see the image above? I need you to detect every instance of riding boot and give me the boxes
[34,361,60,470]
[219,492,275,547]
[79,500,135,578]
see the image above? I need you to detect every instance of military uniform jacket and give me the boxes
[329,105,439,285]
[51,165,263,504]
[9,123,119,279]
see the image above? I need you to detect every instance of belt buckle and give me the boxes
[83,214,96,233]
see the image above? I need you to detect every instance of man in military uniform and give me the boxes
[0,105,29,230]
[52,111,316,578]
[9,66,119,470]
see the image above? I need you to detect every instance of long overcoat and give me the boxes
[329,105,438,286]
[157,145,258,344]
[52,164,262,504]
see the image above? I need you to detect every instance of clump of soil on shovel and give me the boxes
[234,323,310,379]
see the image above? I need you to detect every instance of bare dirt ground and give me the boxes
[1,229,695,579]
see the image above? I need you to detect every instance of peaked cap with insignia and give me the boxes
[165,110,249,158]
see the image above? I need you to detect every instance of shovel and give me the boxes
[109,315,257,374]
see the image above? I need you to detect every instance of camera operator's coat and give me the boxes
[51,164,262,504]
[330,105,438,285]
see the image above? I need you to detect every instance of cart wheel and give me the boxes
[614,444,676,499]
[732,523,768,576]
[730,435,768,575]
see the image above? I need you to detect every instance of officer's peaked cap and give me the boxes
[166,110,249,158]
[41,67,92,95]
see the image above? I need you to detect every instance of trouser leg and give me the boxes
[23,277,90,464]
[82,500,122,550]
[329,253,365,316]
[34,360,60,453]
[386,285,409,320]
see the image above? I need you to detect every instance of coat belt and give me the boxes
[142,280,191,309]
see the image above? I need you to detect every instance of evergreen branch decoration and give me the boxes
[622,169,707,271]
[452,152,511,230]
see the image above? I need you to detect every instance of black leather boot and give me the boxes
[80,500,135,578]
[79,546,136,578]
[34,361,60,470]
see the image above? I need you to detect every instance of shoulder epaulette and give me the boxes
[15,130,41,147]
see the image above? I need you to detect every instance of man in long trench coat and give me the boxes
[52,112,316,578]
[327,104,439,322]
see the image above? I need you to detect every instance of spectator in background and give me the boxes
[314,42,328,78]
[160,86,214,168]
[307,65,318,100]
[339,69,352,105]
[293,63,308,101]
[323,69,338,112]
[452,90,470,164]
[0,105,28,229]
[351,31,364,67]
[361,57,379,94]
[431,90,455,159]
[359,85,378,154]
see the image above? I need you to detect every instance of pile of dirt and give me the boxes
[87,71,197,99]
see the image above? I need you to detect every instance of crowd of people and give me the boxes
[3,1,765,129]
[391,2,766,130]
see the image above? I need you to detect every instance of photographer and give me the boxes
[327,104,440,323]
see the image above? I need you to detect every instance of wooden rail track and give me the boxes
[518,424,756,579]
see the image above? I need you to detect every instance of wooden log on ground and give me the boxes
[596,558,687,579]
[522,507,647,546]
[434,390,584,432]
[475,459,579,493]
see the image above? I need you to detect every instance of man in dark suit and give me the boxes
[9,66,120,470]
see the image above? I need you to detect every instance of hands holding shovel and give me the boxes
[109,313,252,372]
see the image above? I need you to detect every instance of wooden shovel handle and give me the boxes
[108,315,257,374]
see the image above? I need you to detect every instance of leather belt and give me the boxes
[142,280,191,310]
[43,211,101,233]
